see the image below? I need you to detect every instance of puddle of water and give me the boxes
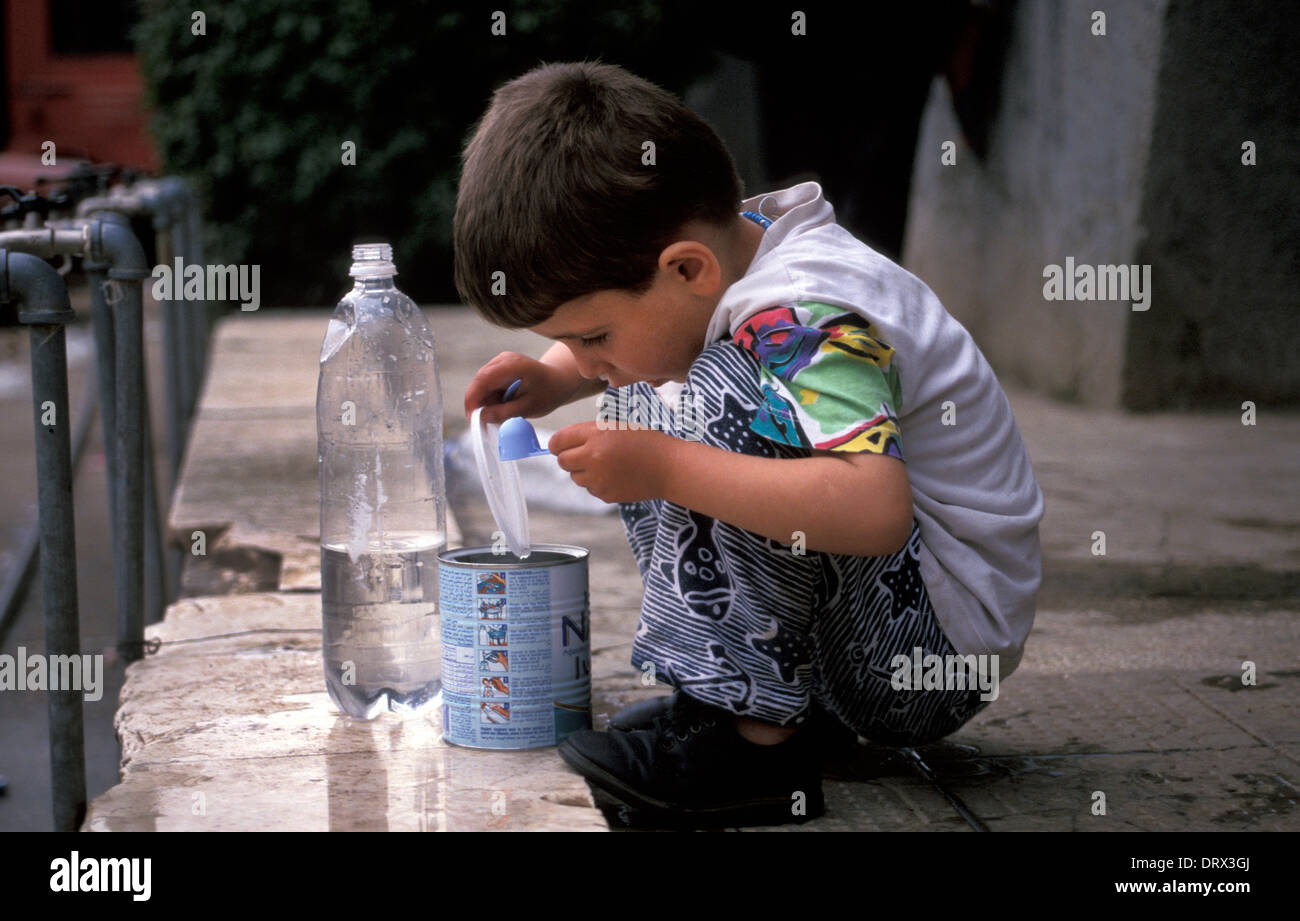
[1199,674,1279,693]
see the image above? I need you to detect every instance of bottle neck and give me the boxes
[357,276,396,292]
[349,243,397,288]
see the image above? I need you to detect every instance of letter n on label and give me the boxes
[562,610,588,647]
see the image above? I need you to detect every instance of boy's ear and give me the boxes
[660,240,720,291]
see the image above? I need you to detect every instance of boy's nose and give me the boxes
[569,348,611,381]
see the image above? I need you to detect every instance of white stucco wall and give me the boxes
[903,0,1168,406]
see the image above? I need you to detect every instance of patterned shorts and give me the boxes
[612,341,991,746]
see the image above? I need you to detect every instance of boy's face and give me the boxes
[529,229,737,387]
[529,281,703,387]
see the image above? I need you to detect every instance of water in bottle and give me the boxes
[317,243,446,718]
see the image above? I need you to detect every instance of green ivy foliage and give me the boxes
[133,1,717,306]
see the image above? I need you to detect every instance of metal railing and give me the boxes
[0,171,212,830]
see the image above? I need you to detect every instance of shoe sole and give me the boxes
[557,740,825,829]
[609,722,861,760]
[610,709,861,755]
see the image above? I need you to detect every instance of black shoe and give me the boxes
[559,692,825,828]
[607,691,685,732]
[609,689,860,753]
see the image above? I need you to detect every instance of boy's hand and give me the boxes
[548,422,677,503]
[464,351,578,425]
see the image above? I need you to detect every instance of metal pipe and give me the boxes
[64,223,161,628]
[81,251,125,637]
[82,181,196,490]
[0,226,87,258]
[68,188,196,611]
[164,219,196,430]
[175,181,207,419]
[146,179,199,430]
[174,185,206,602]
[74,191,149,219]
[114,215,170,622]
[185,190,211,398]
[175,217,200,421]
[141,382,168,623]
[153,227,186,486]
[86,213,151,661]
[2,248,86,832]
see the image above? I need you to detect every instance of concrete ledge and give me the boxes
[83,592,605,831]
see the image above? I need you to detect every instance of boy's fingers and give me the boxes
[553,448,585,474]
[464,352,529,418]
[465,382,520,421]
[464,385,489,419]
[463,374,502,418]
[548,422,591,455]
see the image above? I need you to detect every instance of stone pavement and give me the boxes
[83,307,1300,831]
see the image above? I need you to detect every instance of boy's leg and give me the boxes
[809,520,993,747]
[615,499,661,584]
[621,344,826,730]
[557,345,829,825]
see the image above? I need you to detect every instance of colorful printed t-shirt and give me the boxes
[732,300,904,460]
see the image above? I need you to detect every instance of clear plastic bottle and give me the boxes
[317,243,445,718]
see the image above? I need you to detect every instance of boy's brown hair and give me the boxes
[453,61,743,327]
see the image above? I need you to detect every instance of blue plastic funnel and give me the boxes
[498,379,551,460]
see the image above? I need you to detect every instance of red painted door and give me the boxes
[4,0,158,172]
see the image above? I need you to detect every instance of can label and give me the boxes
[439,547,591,749]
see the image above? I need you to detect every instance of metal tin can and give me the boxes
[438,544,591,749]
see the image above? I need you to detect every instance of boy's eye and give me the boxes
[579,333,608,347]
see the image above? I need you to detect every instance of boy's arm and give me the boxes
[658,439,914,558]
[549,423,913,558]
